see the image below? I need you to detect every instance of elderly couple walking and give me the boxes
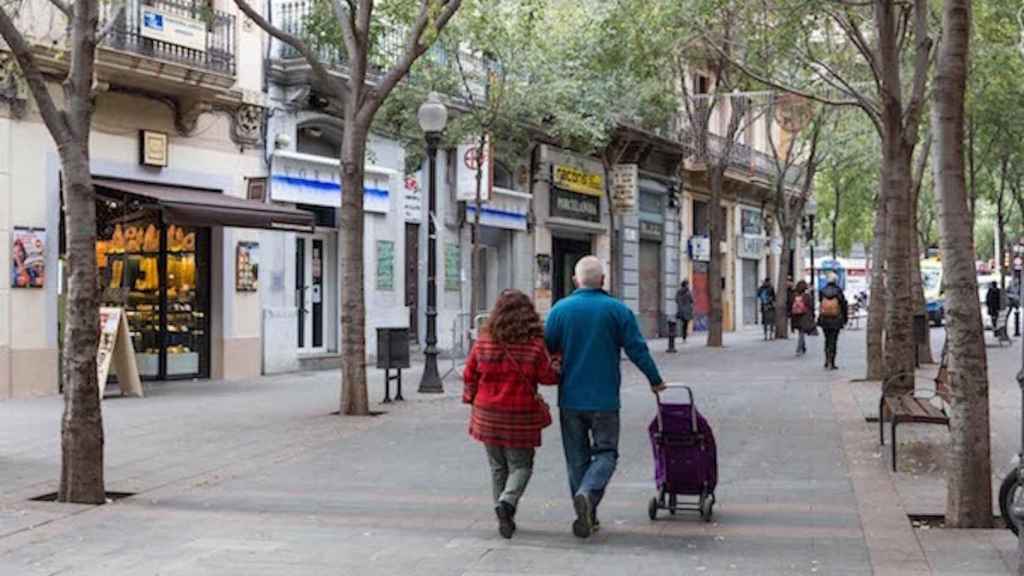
[463,256,665,540]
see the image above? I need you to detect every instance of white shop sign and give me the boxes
[141,7,207,53]
[456,137,492,202]
[689,236,710,262]
[403,175,423,223]
[465,187,529,231]
[270,151,393,214]
[738,234,766,260]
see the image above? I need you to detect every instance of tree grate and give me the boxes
[29,491,135,503]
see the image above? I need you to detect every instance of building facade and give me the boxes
[0,0,316,399]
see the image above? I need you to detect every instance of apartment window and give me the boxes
[695,74,710,95]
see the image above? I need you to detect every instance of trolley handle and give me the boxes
[654,383,698,436]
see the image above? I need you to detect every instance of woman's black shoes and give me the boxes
[495,502,516,539]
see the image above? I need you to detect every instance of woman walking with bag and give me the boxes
[464,289,559,539]
[791,280,814,356]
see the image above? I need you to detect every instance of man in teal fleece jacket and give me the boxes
[545,255,665,538]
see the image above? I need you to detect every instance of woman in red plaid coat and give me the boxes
[464,289,559,539]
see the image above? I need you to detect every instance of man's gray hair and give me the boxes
[574,255,605,289]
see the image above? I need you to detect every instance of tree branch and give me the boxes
[233,0,341,99]
[97,1,125,44]
[903,0,933,141]
[364,0,462,121]
[703,38,866,111]
[332,0,359,66]
[46,0,72,19]
[0,4,70,143]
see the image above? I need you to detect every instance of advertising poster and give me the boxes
[376,240,395,291]
[12,227,45,289]
[236,242,259,292]
[445,243,461,292]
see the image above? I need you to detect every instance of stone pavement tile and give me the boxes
[917,528,1017,575]
[832,377,933,574]
[1,330,877,575]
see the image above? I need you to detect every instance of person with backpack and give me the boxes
[817,273,849,370]
[791,280,814,355]
[756,278,776,340]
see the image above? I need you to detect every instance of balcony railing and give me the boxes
[275,1,485,101]
[101,0,236,76]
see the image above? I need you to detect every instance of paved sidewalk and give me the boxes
[0,327,1017,574]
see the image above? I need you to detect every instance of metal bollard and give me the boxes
[667,320,678,354]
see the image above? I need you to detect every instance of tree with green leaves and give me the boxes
[0,0,126,503]
[233,0,462,415]
[724,0,934,387]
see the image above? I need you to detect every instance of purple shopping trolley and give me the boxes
[647,384,717,521]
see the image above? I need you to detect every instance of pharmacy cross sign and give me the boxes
[464,145,487,171]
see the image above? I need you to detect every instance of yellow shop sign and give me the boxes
[554,165,604,197]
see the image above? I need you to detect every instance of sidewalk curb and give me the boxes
[831,378,933,575]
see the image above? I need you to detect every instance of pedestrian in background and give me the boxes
[675,280,694,343]
[785,277,795,334]
[791,280,813,356]
[986,281,1001,329]
[463,289,560,539]
[545,256,665,539]
[757,277,776,340]
[817,273,848,370]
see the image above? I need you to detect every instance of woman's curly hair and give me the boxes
[485,289,544,344]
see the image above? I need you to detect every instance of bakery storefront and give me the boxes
[91,179,314,380]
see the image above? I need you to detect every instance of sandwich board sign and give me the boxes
[97,307,143,398]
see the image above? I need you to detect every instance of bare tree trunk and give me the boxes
[59,145,104,504]
[775,226,794,339]
[340,123,370,415]
[910,233,933,364]
[881,135,916,391]
[866,191,888,380]
[934,0,992,529]
[707,167,726,347]
[912,138,934,365]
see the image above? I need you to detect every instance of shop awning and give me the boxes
[94,178,315,232]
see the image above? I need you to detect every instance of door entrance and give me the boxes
[639,240,662,337]
[296,235,325,352]
[405,223,420,343]
[742,259,759,326]
[552,237,591,303]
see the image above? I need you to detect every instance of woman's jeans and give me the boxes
[485,445,534,509]
[796,328,807,355]
[560,410,620,512]
[678,318,690,341]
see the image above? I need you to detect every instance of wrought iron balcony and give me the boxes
[100,0,236,76]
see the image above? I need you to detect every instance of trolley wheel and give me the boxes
[700,496,714,522]
[669,494,677,515]
[648,497,659,521]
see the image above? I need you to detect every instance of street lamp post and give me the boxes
[417,93,448,394]
[805,197,818,334]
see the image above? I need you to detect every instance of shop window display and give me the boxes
[96,197,209,380]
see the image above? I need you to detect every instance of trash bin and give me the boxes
[376,327,411,370]
[913,314,928,344]
[376,328,410,403]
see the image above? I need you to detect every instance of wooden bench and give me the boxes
[878,357,951,472]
